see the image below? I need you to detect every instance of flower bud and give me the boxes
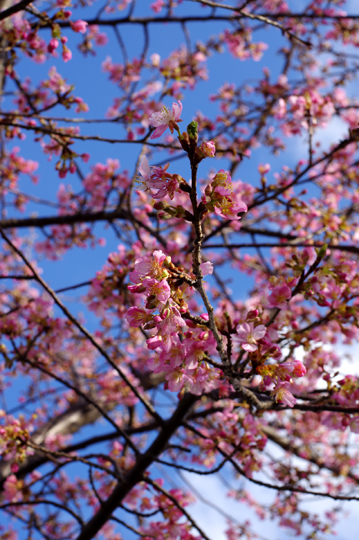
[158,211,172,220]
[179,131,190,152]
[315,243,328,261]
[47,38,59,54]
[199,141,216,158]
[187,121,198,143]
[165,206,178,216]
[175,205,186,219]
[153,201,168,211]
[162,256,172,267]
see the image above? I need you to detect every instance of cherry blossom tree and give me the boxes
[2,0,359,539]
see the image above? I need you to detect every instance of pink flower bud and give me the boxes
[47,38,59,54]
[10,463,19,473]
[62,46,72,62]
[200,141,216,158]
[150,53,161,66]
[70,20,88,34]
[258,163,271,175]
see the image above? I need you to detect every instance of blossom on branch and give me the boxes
[199,140,216,158]
[125,307,150,327]
[130,250,169,284]
[272,382,297,407]
[70,20,88,34]
[149,101,183,138]
[268,284,292,309]
[138,156,180,199]
[234,322,267,352]
[202,169,248,220]
[200,261,213,276]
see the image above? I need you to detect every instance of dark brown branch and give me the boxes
[0,209,129,229]
[0,119,181,149]
[156,445,240,474]
[0,0,33,21]
[75,393,197,540]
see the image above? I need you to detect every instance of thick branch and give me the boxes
[0,209,129,229]
[75,393,197,540]
[0,0,33,21]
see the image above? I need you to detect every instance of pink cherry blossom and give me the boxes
[234,322,267,352]
[151,0,165,13]
[268,283,292,309]
[132,250,168,282]
[272,382,297,407]
[350,416,359,433]
[282,360,307,377]
[213,169,234,194]
[142,278,171,304]
[70,20,88,33]
[125,307,150,327]
[166,368,187,392]
[147,333,175,353]
[157,302,186,334]
[138,155,151,182]
[149,101,183,139]
[258,163,271,175]
[214,196,248,220]
[138,156,180,199]
[4,5,359,538]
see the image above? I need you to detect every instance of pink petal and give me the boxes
[242,343,257,352]
[252,325,267,340]
[138,155,150,179]
[200,261,213,276]
[150,125,167,139]
[234,198,248,212]
[172,100,183,120]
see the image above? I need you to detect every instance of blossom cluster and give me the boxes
[125,249,219,393]
[0,410,34,475]
[124,101,307,404]
[138,156,181,200]
[201,169,248,220]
